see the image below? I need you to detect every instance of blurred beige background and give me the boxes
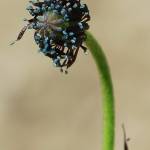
[0,0,150,150]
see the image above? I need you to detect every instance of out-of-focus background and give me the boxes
[0,0,150,150]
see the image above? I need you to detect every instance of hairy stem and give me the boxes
[85,32,115,150]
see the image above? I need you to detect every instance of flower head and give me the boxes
[12,0,90,73]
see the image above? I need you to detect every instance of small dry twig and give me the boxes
[122,124,130,150]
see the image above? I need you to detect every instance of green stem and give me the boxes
[85,32,115,150]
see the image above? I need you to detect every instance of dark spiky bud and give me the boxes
[13,0,90,73]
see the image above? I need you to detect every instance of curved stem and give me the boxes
[85,32,115,150]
